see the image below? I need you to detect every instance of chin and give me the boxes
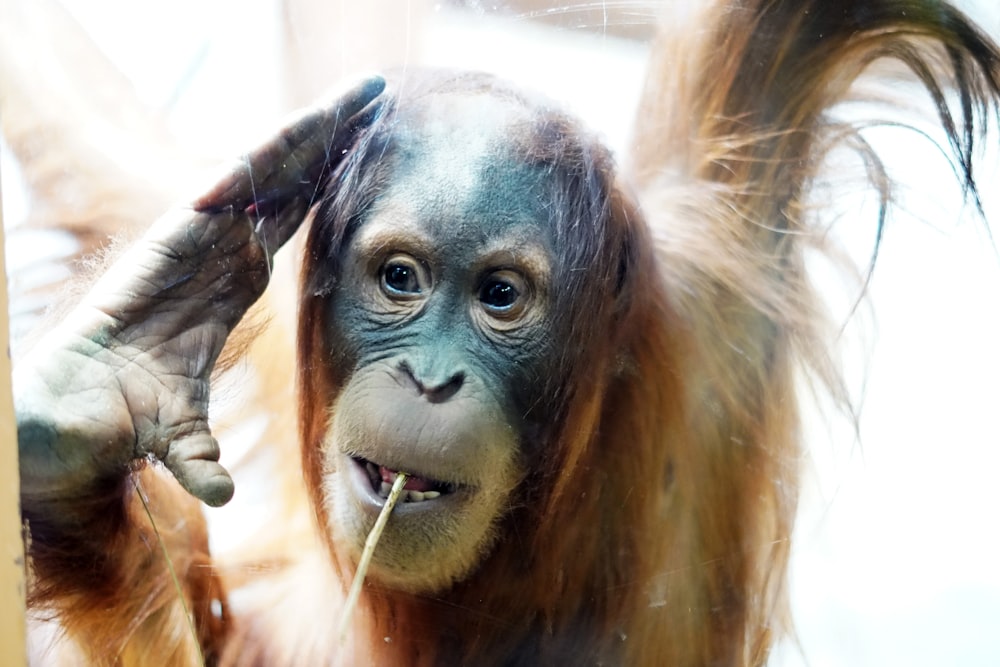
[323,450,517,593]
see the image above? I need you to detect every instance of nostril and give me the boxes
[426,372,464,403]
[397,361,421,393]
[396,361,424,394]
[396,361,464,403]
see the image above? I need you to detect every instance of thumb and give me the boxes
[163,431,235,507]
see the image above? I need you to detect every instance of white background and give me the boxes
[3,2,999,664]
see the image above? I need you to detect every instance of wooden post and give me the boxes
[0,157,27,664]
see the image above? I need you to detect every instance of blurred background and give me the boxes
[2,1,999,664]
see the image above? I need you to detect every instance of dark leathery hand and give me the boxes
[15,75,385,507]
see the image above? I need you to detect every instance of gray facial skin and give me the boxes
[316,92,565,592]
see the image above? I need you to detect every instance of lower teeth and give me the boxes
[377,481,440,502]
[365,460,445,502]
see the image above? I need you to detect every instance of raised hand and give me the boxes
[15,76,385,508]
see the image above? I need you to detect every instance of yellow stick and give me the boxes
[337,472,408,644]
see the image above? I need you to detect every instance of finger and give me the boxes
[163,432,235,507]
[260,74,386,174]
[244,91,384,211]
[193,75,386,213]
[253,196,310,262]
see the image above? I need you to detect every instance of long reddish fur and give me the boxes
[4,1,1000,666]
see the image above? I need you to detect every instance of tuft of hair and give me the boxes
[628,1,1000,665]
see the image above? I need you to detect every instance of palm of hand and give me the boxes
[16,76,385,507]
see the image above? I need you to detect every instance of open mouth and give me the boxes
[353,457,459,503]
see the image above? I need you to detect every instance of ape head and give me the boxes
[297,70,649,594]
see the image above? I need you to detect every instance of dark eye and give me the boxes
[480,279,519,309]
[380,255,427,296]
[478,270,527,317]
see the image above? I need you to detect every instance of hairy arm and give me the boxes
[15,76,384,662]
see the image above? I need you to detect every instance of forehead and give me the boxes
[365,92,552,246]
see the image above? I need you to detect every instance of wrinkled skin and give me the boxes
[15,76,385,508]
[314,92,562,591]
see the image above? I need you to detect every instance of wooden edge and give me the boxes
[0,152,28,665]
